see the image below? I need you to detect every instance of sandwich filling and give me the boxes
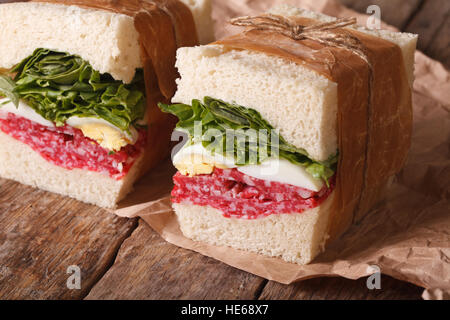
[159,97,337,219]
[0,48,147,179]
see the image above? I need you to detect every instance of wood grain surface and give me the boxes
[342,0,450,68]
[340,0,423,29]
[85,220,266,300]
[405,0,450,68]
[0,0,447,300]
[259,275,423,300]
[0,179,137,299]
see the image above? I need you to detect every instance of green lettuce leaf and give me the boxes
[0,75,19,106]
[159,97,337,184]
[0,48,145,131]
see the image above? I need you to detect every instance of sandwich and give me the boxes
[0,0,213,208]
[159,5,417,264]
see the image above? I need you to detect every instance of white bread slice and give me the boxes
[0,0,213,84]
[172,6,417,162]
[0,131,145,208]
[174,191,335,265]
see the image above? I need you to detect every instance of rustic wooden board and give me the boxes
[340,0,423,29]
[85,220,266,300]
[405,0,450,69]
[85,219,423,300]
[405,0,449,49]
[260,276,423,300]
[0,179,137,299]
[340,0,450,70]
[426,16,450,69]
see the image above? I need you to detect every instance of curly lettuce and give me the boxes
[159,97,337,184]
[0,48,146,131]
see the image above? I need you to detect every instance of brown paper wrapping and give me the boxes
[112,0,449,299]
[214,17,412,245]
[29,0,198,174]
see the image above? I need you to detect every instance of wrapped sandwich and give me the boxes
[0,0,213,208]
[159,6,418,264]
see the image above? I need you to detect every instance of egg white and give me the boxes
[173,143,324,192]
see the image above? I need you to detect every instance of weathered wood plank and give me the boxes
[426,16,450,69]
[85,220,266,300]
[85,219,423,300]
[339,0,423,29]
[0,0,27,3]
[405,0,450,48]
[0,179,137,299]
[259,276,423,300]
[405,0,450,69]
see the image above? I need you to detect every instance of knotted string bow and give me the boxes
[230,14,372,70]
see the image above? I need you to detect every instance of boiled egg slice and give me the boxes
[66,116,138,152]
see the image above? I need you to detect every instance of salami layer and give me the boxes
[172,168,334,219]
[0,113,146,180]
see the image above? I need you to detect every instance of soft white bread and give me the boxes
[173,5,418,162]
[174,191,335,265]
[0,131,145,208]
[0,0,213,83]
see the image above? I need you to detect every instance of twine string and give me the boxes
[230,14,372,69]
[231,14,377,220]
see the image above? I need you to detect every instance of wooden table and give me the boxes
[0,0,448,300]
